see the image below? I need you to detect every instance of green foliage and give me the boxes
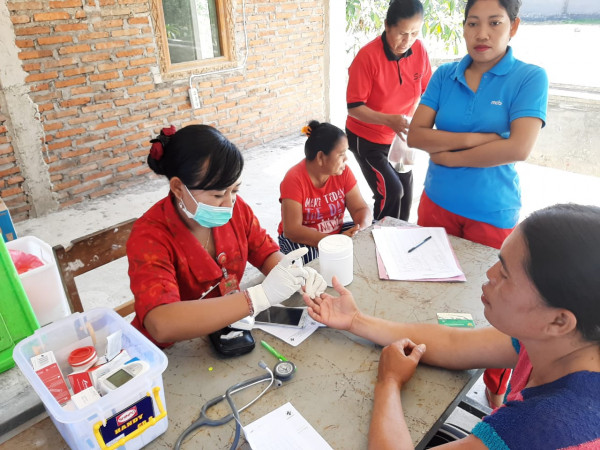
[346,0,466,56]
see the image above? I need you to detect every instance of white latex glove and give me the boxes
[247,248,309,316]
[303,267,327,299]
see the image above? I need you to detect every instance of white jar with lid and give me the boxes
[318,234,354,287]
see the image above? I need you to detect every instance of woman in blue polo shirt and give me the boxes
[407,0,548,408]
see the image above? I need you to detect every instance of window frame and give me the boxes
[150,0,237,79]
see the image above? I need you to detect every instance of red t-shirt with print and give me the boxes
[277,160,357,236]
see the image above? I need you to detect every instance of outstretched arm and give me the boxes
[303,277,518,371]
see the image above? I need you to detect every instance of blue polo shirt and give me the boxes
[420,47,548,229]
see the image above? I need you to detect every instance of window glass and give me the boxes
[162,0,222,65]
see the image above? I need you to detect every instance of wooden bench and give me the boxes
[52,218,137,317]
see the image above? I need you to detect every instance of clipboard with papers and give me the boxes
[372,226,466,282]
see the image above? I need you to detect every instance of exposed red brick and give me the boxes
[6,2,44,11]
[59,44,91,55]
[34,12,71,21]
[18,49,53,60]
[49,0,83,7]
[38,35,73,45]
[10,15,31,24]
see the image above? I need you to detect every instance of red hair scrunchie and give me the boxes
[150,141,164,161]
[162,125,176,136]
[149,125,176,161]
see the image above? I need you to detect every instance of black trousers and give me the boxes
[346,128,413,221]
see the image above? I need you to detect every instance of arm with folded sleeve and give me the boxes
[145,248,326,343]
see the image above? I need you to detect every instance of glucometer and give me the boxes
[96,360,149,395]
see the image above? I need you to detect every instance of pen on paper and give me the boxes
[261,340,288,361]
[407,236,432,253]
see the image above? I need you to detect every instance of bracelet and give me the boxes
[242,290,254,316]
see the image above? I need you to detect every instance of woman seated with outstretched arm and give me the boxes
[303,203,600,449]
[278,120,373,264]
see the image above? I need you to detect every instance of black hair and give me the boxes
[520,203,600,344]
[147,124,243,191]
[303,120,346,161]
[464,0,521,22]
[386,0,424,27]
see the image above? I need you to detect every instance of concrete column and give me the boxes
[0,0,57,217]
[324,0,346,129]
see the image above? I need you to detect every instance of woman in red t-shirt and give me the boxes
[278,121,373,264]
[127,125,326,347]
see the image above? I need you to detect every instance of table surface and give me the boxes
[3,219,498,449]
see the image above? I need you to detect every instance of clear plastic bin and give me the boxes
[6,235,70,326]
[13,308,168,449]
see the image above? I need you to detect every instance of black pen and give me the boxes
[407,236,432,253]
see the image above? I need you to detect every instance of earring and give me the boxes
[179,199,185,209]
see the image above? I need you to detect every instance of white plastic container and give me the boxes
[13,308,168,449]
[318,234,354,287]
[6,235,70,326]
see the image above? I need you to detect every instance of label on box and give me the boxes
[31,351,71,404]
[71,386,101,409]
[68,370,94,394]
[437,313,475,328]
[99,395,155,445]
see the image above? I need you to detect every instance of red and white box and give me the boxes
[31,351,71,405]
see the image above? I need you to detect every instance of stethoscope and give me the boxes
[173,360,296,450]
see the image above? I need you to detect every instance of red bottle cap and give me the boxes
[68,346,98,369]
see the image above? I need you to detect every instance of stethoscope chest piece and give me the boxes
[274,360,296,381]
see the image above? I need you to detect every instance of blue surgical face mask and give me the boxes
[181,186,233,228]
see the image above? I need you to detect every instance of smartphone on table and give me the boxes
[254,306,308,328]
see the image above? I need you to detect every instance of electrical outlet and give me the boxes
[188,88,201,109]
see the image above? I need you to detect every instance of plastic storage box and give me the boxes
[6,235,71,326]
[0,238,40,373]
[13,308,168,449]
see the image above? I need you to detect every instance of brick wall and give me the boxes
[2,0,326,220]
[0,109,26,220]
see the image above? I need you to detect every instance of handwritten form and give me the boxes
[372,227,465,281]
[244,402,333,449]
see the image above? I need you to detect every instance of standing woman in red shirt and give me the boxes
[346,0,432,222]
[127,125,326,347]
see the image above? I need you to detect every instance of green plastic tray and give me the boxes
[0,238,39,373]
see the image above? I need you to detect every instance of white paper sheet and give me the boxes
[372,227,464,280]
[244,402,333,450]
[253,317,324,347]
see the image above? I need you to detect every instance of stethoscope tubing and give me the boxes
[173,372,273,449]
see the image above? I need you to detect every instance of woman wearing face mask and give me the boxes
[127,125,326,347]
[346,0,432,222]
[407,0,549,407]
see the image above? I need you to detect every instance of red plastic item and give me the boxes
[8,249,44,274]
[68,346,98,371]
